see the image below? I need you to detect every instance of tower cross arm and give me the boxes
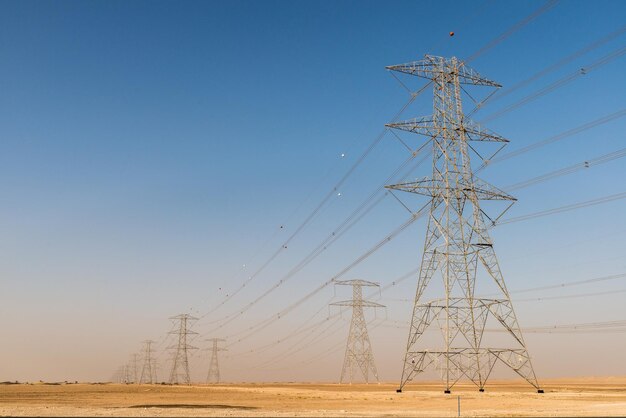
[169,330,199,335]
[204,346,228,352]
[386,55,501,87]
[386,117,508,143]
[331,300,385,308]
[167,344,199,351]
[386,177,515,201]
[334,279,380,287]
[169,314,199,320]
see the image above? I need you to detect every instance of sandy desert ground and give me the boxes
[1,377,625,417]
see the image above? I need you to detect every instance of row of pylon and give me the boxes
[116,55,543,393]
[116,320,226,385]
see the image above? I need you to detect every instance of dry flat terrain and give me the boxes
[1,378,625,417]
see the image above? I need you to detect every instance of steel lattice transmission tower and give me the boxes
[152,359,158,383]
[123,364,132,384]
[130,353,140,384]
[168,314,198,385]
[385,55,542,393]
[139,340,157,384]
[205,338,227,384]
[113,366,126,383]
[331,280,384,384]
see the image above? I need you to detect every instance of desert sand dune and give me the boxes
[1,377,625,416]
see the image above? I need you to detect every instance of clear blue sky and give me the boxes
[0,0,625,382]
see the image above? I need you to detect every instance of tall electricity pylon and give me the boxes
[331,280,384,384]
[385,55,542,393]
[205,338,227,383]
[139,340,156,384]
[168,314,198,385]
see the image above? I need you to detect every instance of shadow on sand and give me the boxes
[128,404,257,410]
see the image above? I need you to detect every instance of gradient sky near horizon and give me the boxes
[0,0,625,383]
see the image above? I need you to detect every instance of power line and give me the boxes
[508,272,626,294]
[209,169,624,361]
[202,194,387,330]
[218,280,335,343]
[380,318,626,334]
[488,24,626,104]
[288,319,386,371]
[195,1,590,345]
[227,301,339,357]
[423,0,497,55]
[465,24,625,120]
[230,268,420,363]
[498,191,626,225]
[211,203,429,345]
[514,288,626,303]
[504,147,626,191]
[481,46,626,123]
[197,88,429,323]
[198,2,561,327]
[389,274,626,303]
[225,265,626,371]
[200,156,426,330]
[465,0,560,63]
[165,23,620,376]
[230,41,625,381]
[204,138,625,367]
[221,186,626,371]
[491,320,626,333]
[482,109,626,168]
[242,316,345,371]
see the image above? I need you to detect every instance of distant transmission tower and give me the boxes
[205,338,227,383]
[130,353,140,384]
[152,359,159,383]
[139,340,156,384]
[113,366,125,383]
[331,280,384,384]
[385,55,542,393]
[123,364,132,384]
[168,314,198,385]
